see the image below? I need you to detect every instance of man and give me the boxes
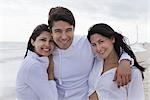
[48,6,132,100]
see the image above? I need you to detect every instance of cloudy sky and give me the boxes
[0,0,149,43]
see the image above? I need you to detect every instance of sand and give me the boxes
[135,43,150,100]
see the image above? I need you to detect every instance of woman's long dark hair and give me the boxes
[24,24,50,58]
[87,23,145,79]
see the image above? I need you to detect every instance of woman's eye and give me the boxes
[98,40,104,44]
[40,39,46,41]
[91,44,96,47]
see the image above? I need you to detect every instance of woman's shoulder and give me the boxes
[20,57,37,72]
[23,55,37,65]
[22,57,46,76]
[131,66,142,78]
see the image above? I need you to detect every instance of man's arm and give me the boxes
[113,52,134,87]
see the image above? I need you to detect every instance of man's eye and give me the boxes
[66,28,73,32]
[55,30,62,33]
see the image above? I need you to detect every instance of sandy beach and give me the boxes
[134,43,150,100]
[0,42,150,100]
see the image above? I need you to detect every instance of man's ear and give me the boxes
[31,39,35,46]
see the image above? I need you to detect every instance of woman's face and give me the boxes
[90,33,115,59]
[31,31,55,56]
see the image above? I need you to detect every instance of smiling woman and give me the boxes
[16,24,58,100]
[87,23,145,100]
[30,31,54,57]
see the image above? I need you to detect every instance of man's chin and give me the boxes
[58,45,69,50]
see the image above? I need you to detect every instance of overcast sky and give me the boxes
[0,0,149,43]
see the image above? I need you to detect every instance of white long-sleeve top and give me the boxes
[53,35,133,100]
[16,50,58,100]
[88,57,145,100]
[53,35,94,100]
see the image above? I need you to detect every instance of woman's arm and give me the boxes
[26,63,58,100]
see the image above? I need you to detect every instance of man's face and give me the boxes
[51,20,74,50]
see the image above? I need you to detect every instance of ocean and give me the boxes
[0,42,26,100]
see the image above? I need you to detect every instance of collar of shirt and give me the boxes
[27,50,49,65]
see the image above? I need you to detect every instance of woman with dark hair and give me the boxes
[16,24,58,100]
[87,23,145,100]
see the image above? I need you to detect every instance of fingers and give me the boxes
[121,75,126,86]
[48,57,54,80]
[126,72,131,84]
[117,77,122,88]
[115,74,132,88]
[113,71,117,81]
[124,70,131,85]
[119,76,126,87]
[114,60,132,87]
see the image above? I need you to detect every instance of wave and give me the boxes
[0,42,26,63]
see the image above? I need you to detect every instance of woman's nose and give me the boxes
[96,44,102,53]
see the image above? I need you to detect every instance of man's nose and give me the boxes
[61,32,67,40]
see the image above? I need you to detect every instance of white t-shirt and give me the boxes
[53,35,94,100]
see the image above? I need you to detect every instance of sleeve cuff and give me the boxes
[119,52,134,66]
